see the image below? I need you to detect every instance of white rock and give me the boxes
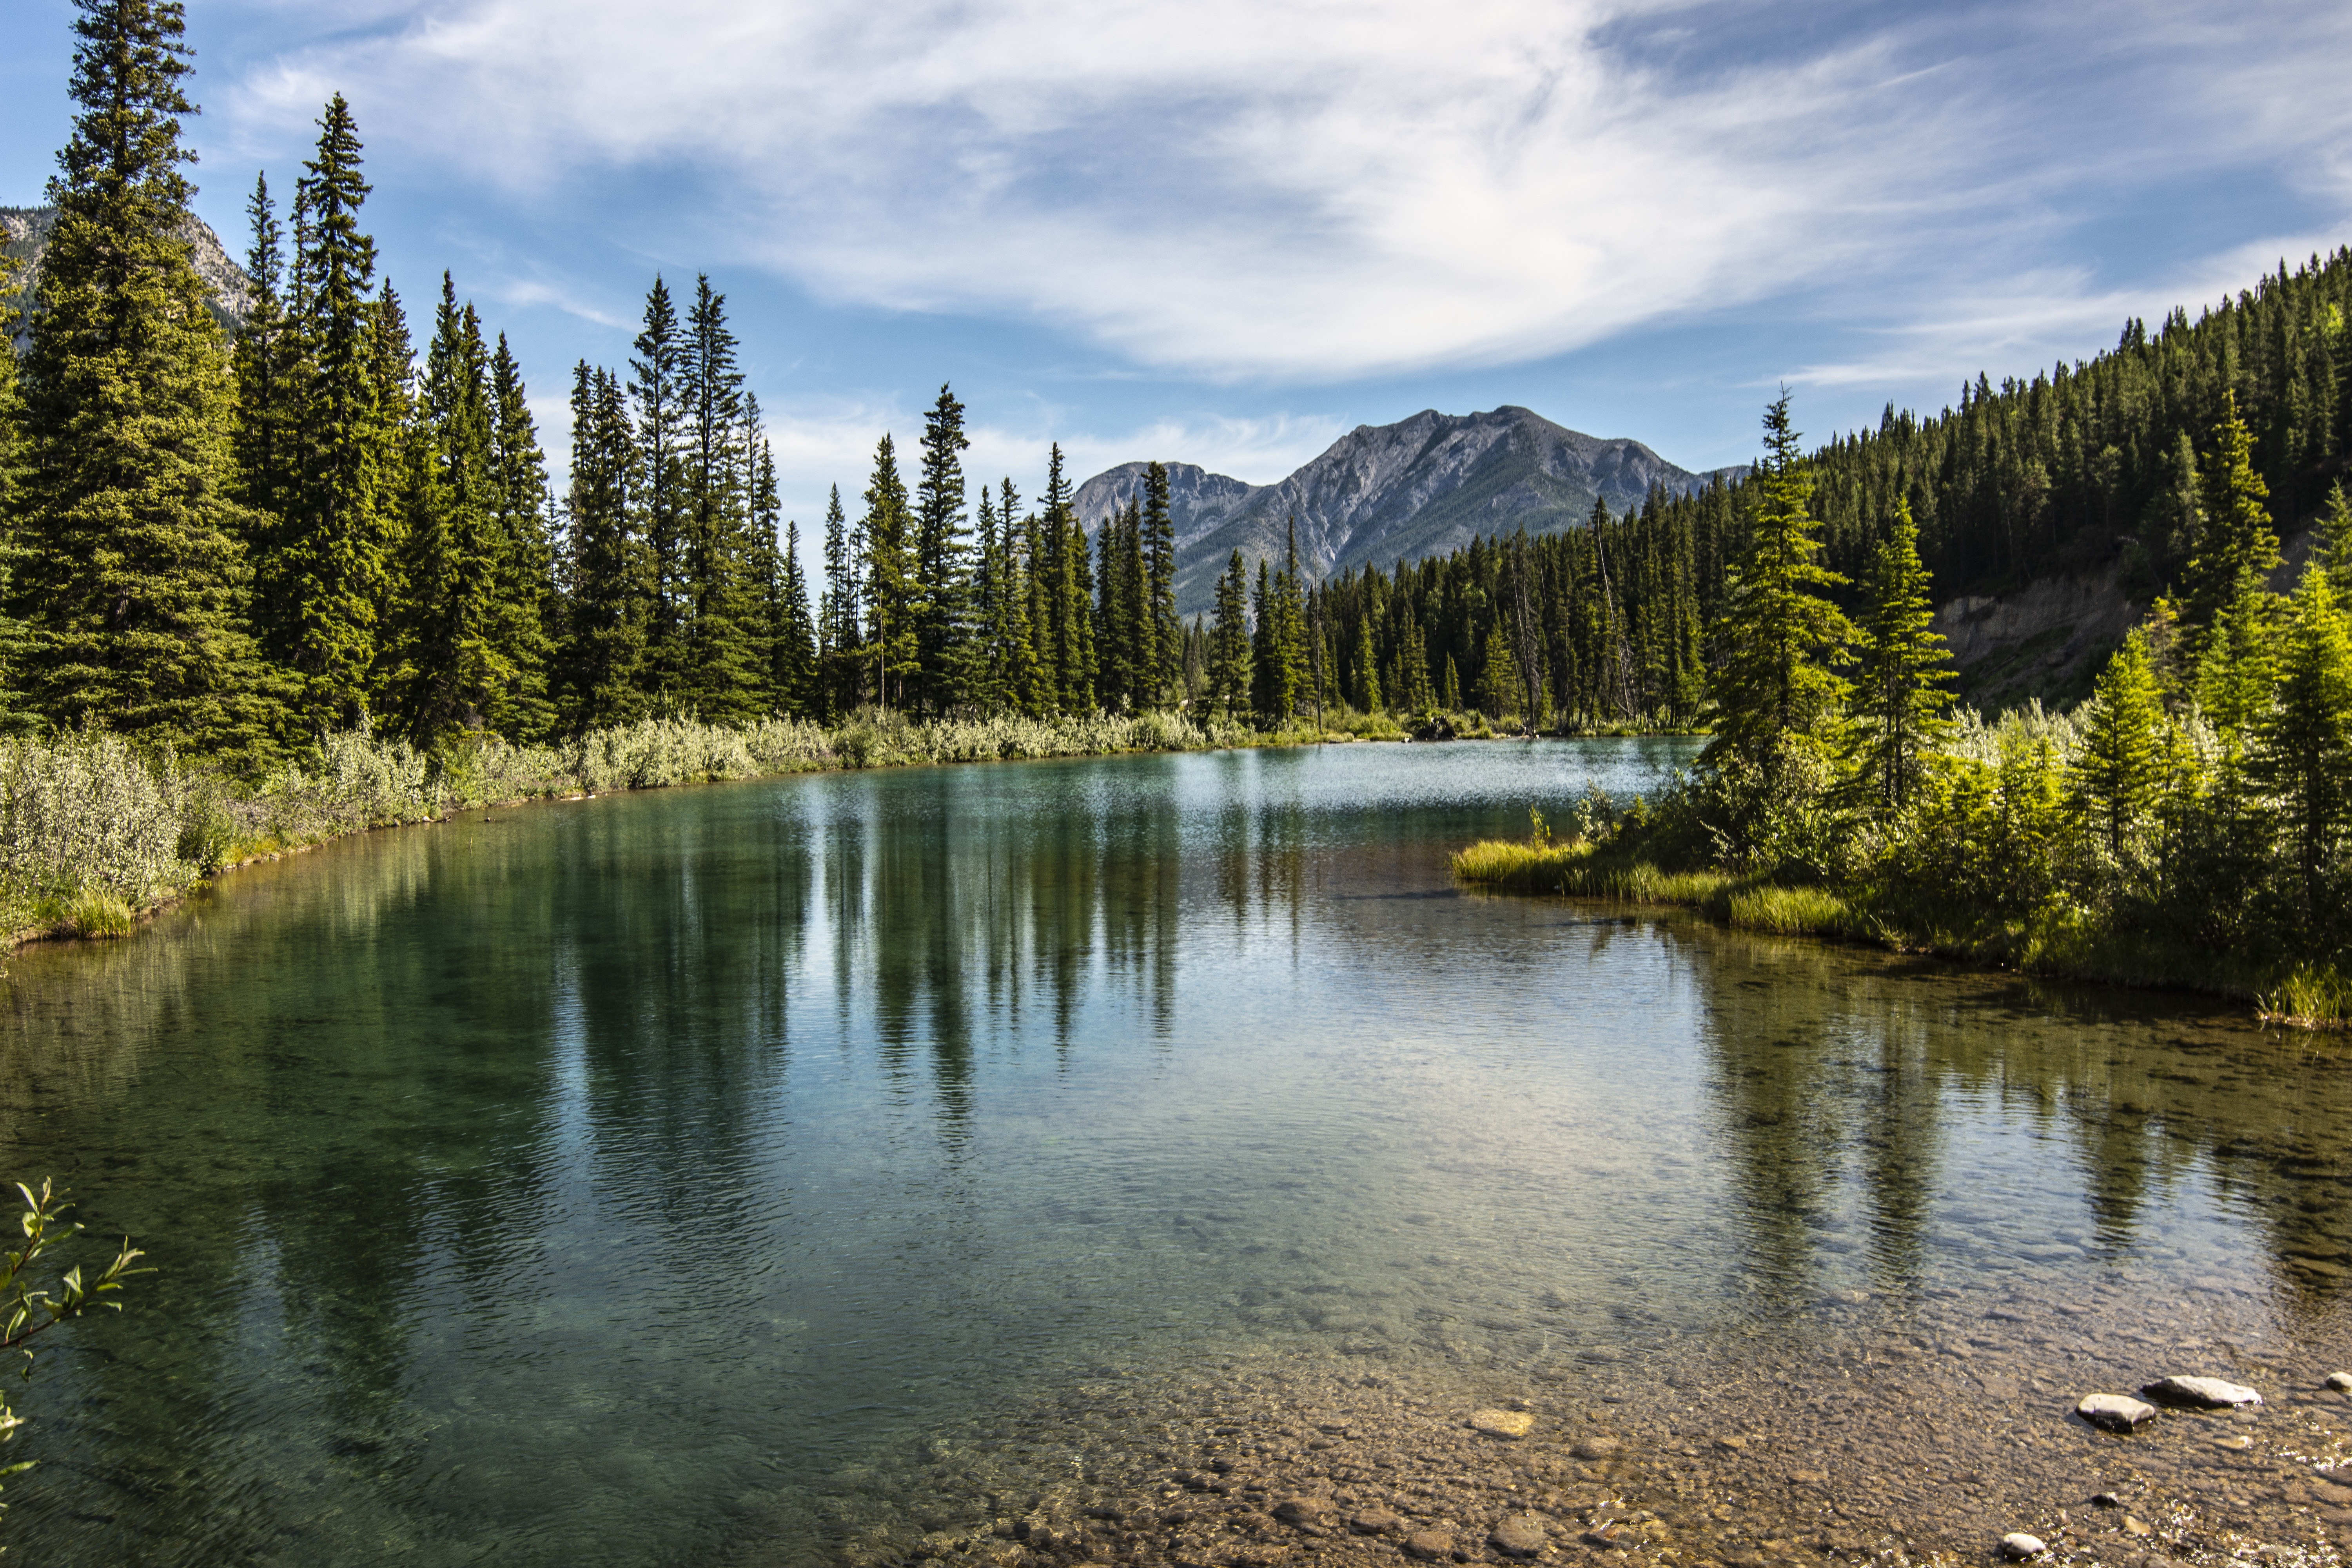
[2140,1375,2261,1408]
[2076,1393,2157,1432]
[2001,1533,2047,1559]
[2327,1372,2352,1392]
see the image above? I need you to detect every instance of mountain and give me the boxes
[1072,406,1742,615]
[3,204,252,348]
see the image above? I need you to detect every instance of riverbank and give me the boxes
[0,709,1328,947]
[1450,837,2348,1030]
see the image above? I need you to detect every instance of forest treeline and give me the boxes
[8,0,2352,785]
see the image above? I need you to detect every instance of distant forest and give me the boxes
[7,0,2352,765]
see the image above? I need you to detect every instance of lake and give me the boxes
[0,739,2346,1566]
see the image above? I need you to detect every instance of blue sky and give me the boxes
[7,0,2351,546]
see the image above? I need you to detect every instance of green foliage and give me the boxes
[0,1178,148,1526]
[2071,630,2168,865]
[18,0,283,763]
[1701,392,1855,785]
[1844,498,1955,814]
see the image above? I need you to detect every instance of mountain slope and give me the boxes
[1073,406,1739,615]
[3,204,251,347]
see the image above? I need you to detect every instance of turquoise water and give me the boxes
[0,739,2342,1564]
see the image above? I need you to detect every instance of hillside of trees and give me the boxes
[6,0,2352,781]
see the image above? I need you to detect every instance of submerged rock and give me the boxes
[1468,1407,1535,1439]
[1402,1528,1454,1561]
[2327,1372,2352,1392]
[2077,1393,2158,1432]
[2140,1375,2262,1408]
[2001,1532,2047,1559]
[1572,1435,1624,1459]
[1489,1513,1548,1557]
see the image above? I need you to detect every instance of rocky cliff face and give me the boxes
[2,204,251,347]
[1073,406,1741,615]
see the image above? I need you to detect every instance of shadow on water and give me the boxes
[0,739,2339,1565]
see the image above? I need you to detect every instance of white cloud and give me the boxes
[221,0,2352,385]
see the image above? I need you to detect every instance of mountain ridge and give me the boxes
[1072,406,1742,615]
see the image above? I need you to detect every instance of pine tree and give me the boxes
[486,332,553,739]
[631,276,688,707]
[2194,584,2281,748]
[556,362,648,729]
[994,478,1042,717]
[816,483,859,717]
[1143,460,1179,703]
[860,434,917,709]
[1352,612,1382,712]
[2253,564,2352,926]
[282,93,393,735]
[1844,498,1956,814]
[2072,629,2168,862]
[1700,392,1855,780]
[1209,549,1252,719]
[2182,390,2282,655]
[912,383,972,714]
[0,254,41,734]
[18,0,281,758]
[2316,481,2352,601]
[773,516,816,717]
[1477,621,1526,720]
[678,279,759,722]
[388,275,508,744]
[230,171,296,549]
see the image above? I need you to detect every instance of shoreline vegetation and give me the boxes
[1456,397,2352,1035]
[4,706,1672,947]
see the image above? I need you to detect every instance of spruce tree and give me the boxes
[1844,498,1955,814]
[485,333,554,739]
[557,362,649,729]
[631,276,687,707]
[2072,629,2168,862]
[860,434,917,709]
[1352,612,1382,712]
[680,278,758,723]
[1209,549,1252,719]
[1700,392,1855,780]
[774,516,816,717]
[2253,564,2352,927]
[18,0,281,758]
[995,478,1042,716]
[816,482,856,716]
[283,93,393,735]
[2317,481,2352,601]
[1144,460,1179,702]
[2181,391,2281,654]
[912,383,972,713]
[0,256,41,734]
[388,275,507,744]
[231,171,296,546]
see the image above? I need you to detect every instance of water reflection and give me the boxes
[0,741,2340,1566]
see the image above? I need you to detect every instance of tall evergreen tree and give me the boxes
[816,483,858,717]
[556,361,648,730]
[486,332,553,739]
[230,171,296,543]
[388,274,506,744]
[1209,549,1252,719]
[680,277,757,722]
[2073,629,2168,862]
[2254,564,2352,928]
[993,477,1042,717]
[0,255,41,734]
[18,0,280,757]
[1143,460,1179,702]
[283,93,393,735]
[772,515,816,717]
[912,383,972,713]
[1844,498,1955,814]
[2181,391,2281,654]
[1700,393,1855,779]
[630,276,688,707]
[860,434,917,708]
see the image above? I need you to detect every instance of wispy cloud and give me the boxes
[211,0,2352,411]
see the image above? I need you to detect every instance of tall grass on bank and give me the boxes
[0,708,1276,943]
